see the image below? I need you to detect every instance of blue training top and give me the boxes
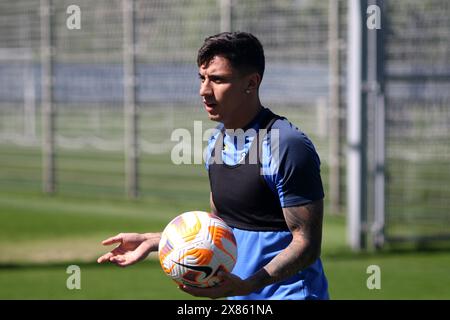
[205,107,329,300]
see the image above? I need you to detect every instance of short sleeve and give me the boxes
[275,131,324,208]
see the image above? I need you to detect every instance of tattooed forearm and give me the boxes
[246,200,324,290]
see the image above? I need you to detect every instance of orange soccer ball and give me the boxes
[158,211,237,288]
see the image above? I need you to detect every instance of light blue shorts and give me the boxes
[228,227,329,300]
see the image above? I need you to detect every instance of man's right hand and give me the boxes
[97,232,161,267]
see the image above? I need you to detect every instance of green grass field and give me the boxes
[1,188,449,299]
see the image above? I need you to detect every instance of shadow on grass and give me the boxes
[0,260,160,270]
[323,241,450,261]
[3,236,450,270]
[2,243,450,270]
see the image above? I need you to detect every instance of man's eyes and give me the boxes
[198,75,226,83]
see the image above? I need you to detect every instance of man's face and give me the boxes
[198,55,249,127]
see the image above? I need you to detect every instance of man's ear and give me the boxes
[246,72,261,92]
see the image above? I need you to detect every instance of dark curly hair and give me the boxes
[197,31,265,80]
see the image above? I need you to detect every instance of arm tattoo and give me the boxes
[247,200,324,290]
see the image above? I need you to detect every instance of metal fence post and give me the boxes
[40,0,56,194]
[220,0,232,32]
[123,0,139,198]
[347,0,368,251]
[329,0,342,215]
[368,0,385,249]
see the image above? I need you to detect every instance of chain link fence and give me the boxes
[1,0,448,247]
[382,0,450,242]
[0,0,334,201]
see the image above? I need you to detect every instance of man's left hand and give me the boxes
[179,272,252,299]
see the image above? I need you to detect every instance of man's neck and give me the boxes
[223,102,263,130]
